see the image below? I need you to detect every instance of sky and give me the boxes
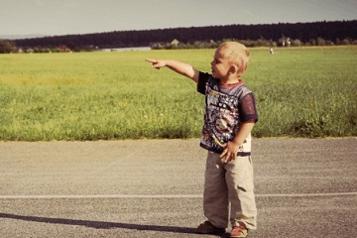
[0,0,356,37]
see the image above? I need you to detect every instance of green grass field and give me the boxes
[0,46,356,141]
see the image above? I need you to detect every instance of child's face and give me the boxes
[210,48,233,80]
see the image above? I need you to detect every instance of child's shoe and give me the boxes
[230,222,248,238]
[196,220,225,235]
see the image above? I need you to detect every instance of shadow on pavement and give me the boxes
[0,212,227,237]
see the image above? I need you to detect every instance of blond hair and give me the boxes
[218,41,250,75]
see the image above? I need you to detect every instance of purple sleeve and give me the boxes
[239,93,258,123]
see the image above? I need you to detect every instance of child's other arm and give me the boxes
[146,58,199,83]
[220,122,255,163]
[231,122,255,147]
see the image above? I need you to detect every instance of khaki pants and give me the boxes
[203,151,257,230]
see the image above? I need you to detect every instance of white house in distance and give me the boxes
[170,39,180,47]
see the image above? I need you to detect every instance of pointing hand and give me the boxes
[146,58,167,69]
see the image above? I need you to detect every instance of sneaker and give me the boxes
[230,223,248,238]
[197,221,225,235]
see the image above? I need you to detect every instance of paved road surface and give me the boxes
[0,138,356,237]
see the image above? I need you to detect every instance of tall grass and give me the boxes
[249,47,357,137]
[0,47,356,141]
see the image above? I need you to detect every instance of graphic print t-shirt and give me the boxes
[197,72,258,154]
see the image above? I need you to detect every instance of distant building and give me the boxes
[170,39,180,47]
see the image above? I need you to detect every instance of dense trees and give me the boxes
[9,20,357,52]
[0,40,17,53]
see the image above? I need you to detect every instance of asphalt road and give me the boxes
[0,138,356,238]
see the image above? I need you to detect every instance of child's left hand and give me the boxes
[220,141,240,163]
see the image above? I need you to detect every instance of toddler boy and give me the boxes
[146,41,258,238]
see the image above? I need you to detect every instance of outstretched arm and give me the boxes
[146,58,199,83]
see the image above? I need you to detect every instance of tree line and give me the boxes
[1,20,356,53]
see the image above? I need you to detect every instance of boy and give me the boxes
[146,41,257,238]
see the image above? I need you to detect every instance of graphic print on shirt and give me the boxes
[202,87,240,153]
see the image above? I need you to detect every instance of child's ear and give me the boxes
[230,64,239,74]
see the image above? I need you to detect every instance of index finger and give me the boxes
[220,148,228,159]
[145,58,157,63]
